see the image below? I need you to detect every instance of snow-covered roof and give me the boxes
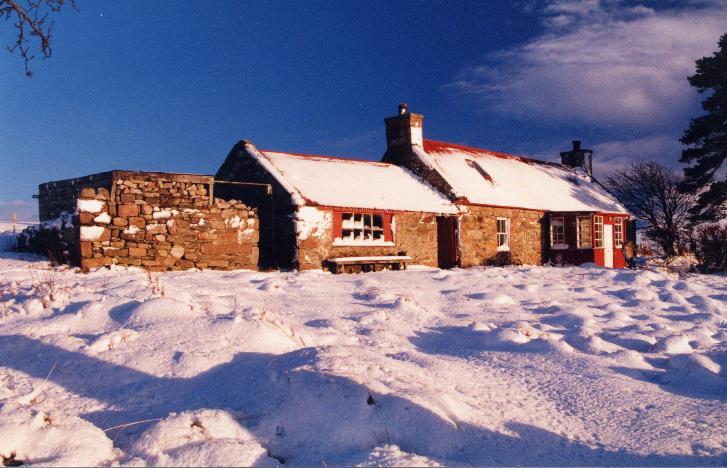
[422,140,628,213]
[258,150,459,214]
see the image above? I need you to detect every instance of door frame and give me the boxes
[436,216,460,269]
[603,223,614,268]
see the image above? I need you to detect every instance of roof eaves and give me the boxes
[244,143,306,206]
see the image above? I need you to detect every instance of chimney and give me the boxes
[560,140,593,178]
[384,103,423,148]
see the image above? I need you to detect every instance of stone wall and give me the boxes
[459,205,546,267]
[75,173,259,271]
[296,207,439,270]
[38,172,114,221]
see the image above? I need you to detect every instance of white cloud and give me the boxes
[447,1,727,128]
[591,135,683,173]
[524,134,682,178]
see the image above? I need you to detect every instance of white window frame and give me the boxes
[496,217,510,251]
[576,216,592,249]
[594,215,604,248]
[614,217,624,248]
[550,217,567,249]
[336,211,391,246]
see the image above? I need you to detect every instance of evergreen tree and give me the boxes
[680,33,727,222]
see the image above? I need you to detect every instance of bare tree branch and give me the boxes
[606,161,696,263]
[1,0,77,76]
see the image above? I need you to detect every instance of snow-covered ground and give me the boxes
[0,252,725,466]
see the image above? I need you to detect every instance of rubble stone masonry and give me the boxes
[28,171,260,272]
[459,205,547,267]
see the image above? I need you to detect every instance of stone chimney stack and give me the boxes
[384,103,424,148]
[560,140,593,178]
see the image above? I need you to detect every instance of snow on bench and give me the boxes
[327,255,412,274]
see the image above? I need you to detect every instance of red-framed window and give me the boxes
[614,217,624,247]
[332,210,393,244]
[594,215,604,248]
[576,216,592,248]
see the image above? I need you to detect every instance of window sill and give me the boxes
[550,244,569,250]
[497,246,510,252]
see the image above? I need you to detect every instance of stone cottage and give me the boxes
[26,104,631,272]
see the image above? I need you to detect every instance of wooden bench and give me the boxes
[327,255,412,274]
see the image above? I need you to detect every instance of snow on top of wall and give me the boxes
[260,151,459,214]
[80,226,106,241]
[423,140,628,213]
[296,206,332,240]
[77,199,105,214]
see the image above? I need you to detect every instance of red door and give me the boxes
[437,216,459,269]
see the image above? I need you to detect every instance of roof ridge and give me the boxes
[423,139,562,167]
[261,149,391,167]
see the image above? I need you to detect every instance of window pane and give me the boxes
[578,217,592,248]
[497,218,509,247]
[338,211,389,244]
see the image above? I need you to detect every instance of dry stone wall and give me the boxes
[76,173,259,271]
[38,172,114,221]
[459,205,546,267]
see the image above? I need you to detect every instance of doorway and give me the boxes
[603,223,614,268]
[437,216,459,269]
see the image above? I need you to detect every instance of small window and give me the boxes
[550,217,565,247]
[614,217,624,248]
[496,218,510,250]
[594,215,603,248]
[577,216,592,248]
[340,212,385,242]
[337,211,389,245]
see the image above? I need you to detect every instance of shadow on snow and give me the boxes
[1,334,724,466]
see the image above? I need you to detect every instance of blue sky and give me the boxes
[1,0,725,219]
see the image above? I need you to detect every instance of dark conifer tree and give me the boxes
[680,33,727,221]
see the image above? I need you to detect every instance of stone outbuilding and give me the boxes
[23,171,259,271]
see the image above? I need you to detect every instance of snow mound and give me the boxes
[662,354,725,395]
[87,329,139,353]
[131,410,276,466]
[608,349,654,369]
[125,297,199,327]
[569,334,623,355]
[0,406,119,466]
[654,334,693,354]
[345,444,442,467]
[492,294,516,305]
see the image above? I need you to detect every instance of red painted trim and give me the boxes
[384,214,393,242]
[329,208,396,242]
[596,211,631,217]
[332,211,342,239]
[423,139,562,168]
[310,204,454,215]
